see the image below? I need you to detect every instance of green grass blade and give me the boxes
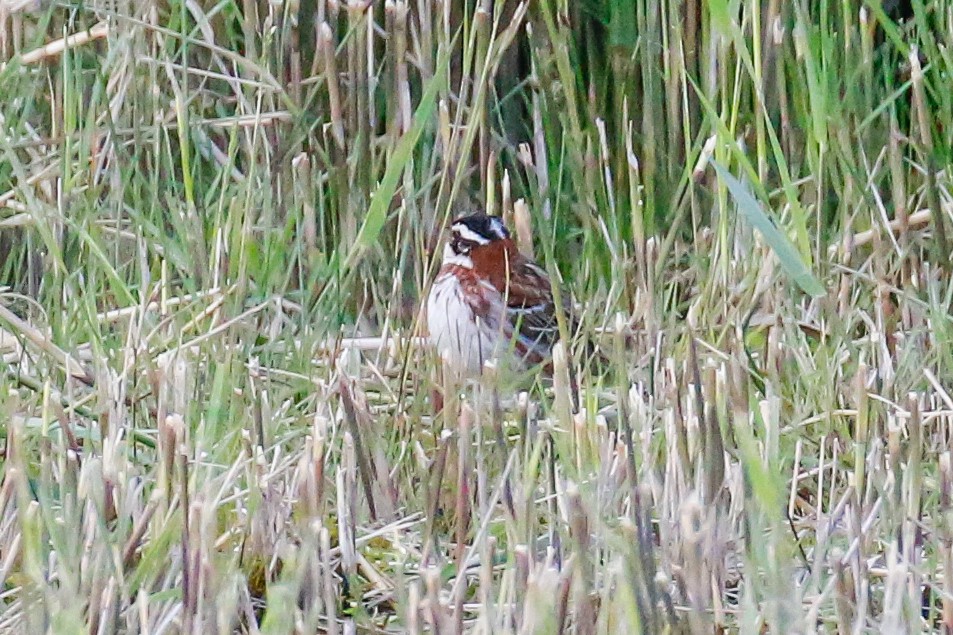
[712,161,826,298]
[342,51,448,272]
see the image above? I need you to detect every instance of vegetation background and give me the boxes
[1,0,952,632]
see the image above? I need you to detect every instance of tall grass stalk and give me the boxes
[2,0,953,632]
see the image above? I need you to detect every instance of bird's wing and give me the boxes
[502,258,571,361]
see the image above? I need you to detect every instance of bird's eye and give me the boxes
[451,236,474,255]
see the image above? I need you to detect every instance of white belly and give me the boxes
[426,273,506,376]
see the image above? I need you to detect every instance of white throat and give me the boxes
[442,243,473,268]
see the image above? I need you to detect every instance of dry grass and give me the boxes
[2,0,953,633]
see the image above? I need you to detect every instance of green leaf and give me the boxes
[608,0,637,49]
[712,161,826,298]
[706,0,733,38]
[343,52,448,272]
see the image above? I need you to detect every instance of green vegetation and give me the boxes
[2,0,952,631]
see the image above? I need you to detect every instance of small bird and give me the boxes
[426,213,572,377]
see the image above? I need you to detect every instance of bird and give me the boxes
[426,213,573,378]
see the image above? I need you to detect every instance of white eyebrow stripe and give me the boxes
[488,217,507,239]
[452,224,490,244]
